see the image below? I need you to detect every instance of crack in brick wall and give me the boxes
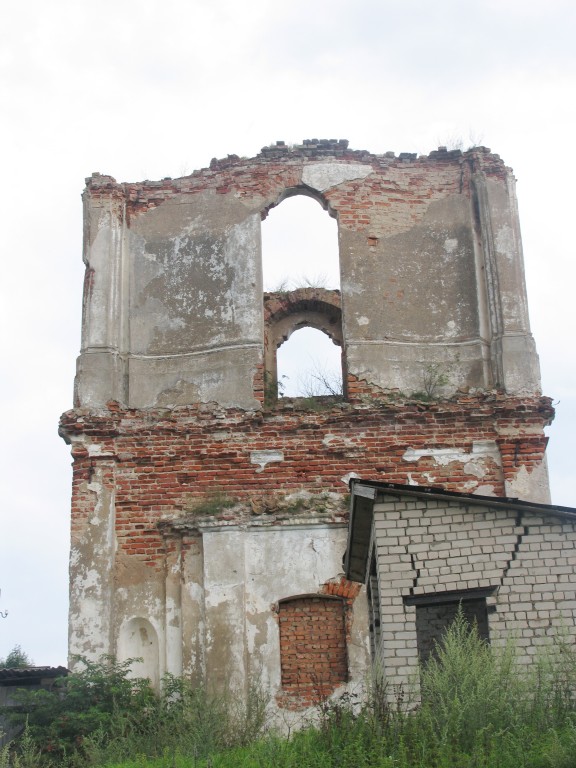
[370,493,576,688]
[500,511,528,585]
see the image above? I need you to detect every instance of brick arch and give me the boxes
[263,288,344,402]
[261,184,337,221]
[277,594,348,708]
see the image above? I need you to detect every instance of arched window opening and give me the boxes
[277,326,342,398]
[261,191,344,405]
[263,288,345,404]
[262,193,340,292]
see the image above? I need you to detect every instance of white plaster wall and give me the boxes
[68,462,116,666]
[76,196,127,406]
[187,523,371,711]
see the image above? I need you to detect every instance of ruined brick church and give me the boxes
[60,139,575,712]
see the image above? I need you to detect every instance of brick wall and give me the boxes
[369,491,576,688]
[60,393,552,573]
[70,140,552,711]
[277,596,347,707]
[87,143,505,239]
[494,513,576,651]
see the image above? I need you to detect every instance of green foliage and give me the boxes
[417,611,523,751]
[189,616,576,768]
[2,620,576,767]
[0,647,33,669]
[2,657,270,767]
[0,741,9,768]
[263,371,284,406]
[4,656,156,760]
[184,492,236,517]
[412,363,451,401]
[9,722,43,768]
[420,611,576,746]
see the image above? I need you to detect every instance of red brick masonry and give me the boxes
[60,392,553,571]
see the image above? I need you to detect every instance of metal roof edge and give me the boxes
[349,479,576,521]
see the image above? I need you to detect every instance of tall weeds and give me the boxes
[1,659,269,767]
[298,612,576,768]
[2,618,576,767]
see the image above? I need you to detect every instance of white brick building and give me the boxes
[345,480,576,685]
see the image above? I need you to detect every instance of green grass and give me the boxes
[3,614,576,768]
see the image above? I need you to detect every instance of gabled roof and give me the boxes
[344,480,576,584]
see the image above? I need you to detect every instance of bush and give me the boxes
[414,611,576,759]
[0,647,33,669]
[3,657,269,766]
[2,619,576,767]
[3,656,156,760]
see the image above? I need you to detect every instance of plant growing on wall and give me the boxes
[299,361,343,399]
[422,363,450,399]
[412,359,458,401]
[184,492,236,517]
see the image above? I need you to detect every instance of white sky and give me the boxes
[1,0,574,666]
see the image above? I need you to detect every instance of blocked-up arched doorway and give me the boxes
[277,594,348,706]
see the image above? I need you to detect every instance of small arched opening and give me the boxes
[263,288,345,403]
[277,327,342,398]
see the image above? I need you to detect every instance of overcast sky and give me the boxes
[1,0,574,666]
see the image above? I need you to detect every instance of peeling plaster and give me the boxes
[323,433,364,449]
[506,461,551,505]
[495,224,515,262]
[250,450,284,472]
[302,162,372,191]
[475,484,496,495]
[87,444,116,457]
[402,440,502,468]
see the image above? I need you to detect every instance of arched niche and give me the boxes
[117,617,160,688]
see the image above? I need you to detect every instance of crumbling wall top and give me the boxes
[77,138,537,413]
[84,140,509,198]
